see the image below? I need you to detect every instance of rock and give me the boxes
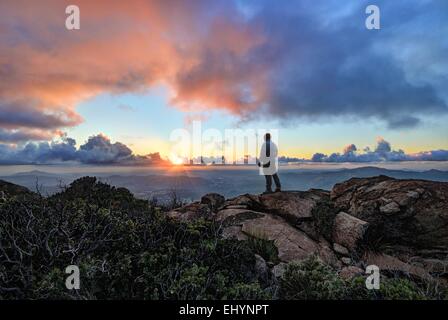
[255,254,269,282]
[331,176,448,250]
[363,252,433,281]
[333,243,350,256]
[272,262,288,278]
[341,257,352,265]
[216,208,264,226]
[224,205,249,210]
[167,202,211,222]
[222,194,264,211]
[221,225,247,240]
[332,212,369,252]
[240,214,339,266]
[201,193,225,212]
[339,266,364,281]
[379,201,400,214]
[260,190,329,223]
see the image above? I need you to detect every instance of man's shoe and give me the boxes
[275,188,281,193]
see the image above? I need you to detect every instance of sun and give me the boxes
[169,155,185,165]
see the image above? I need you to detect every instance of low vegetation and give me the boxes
[0,177,445,300]
[280,256,447,300]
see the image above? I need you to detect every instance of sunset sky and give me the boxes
[0,0,447,164]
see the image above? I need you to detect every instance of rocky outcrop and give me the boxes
[331,176,448,252]
[259,190,329,223]
[168,176,448,283]
[167,192,224,221]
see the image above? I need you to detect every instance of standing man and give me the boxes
[257,133,281,194]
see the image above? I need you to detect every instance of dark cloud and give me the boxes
[0,128,54,143]
[77,134,133,164]
[250,0,448,127]
[0,134,168,165]
[0,100,82,129]
[310,138,448,162]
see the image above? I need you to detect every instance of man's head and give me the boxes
[264,133,271,141]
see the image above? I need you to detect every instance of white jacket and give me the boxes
[259,141,278,175]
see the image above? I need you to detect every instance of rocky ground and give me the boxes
[168,175,448,285]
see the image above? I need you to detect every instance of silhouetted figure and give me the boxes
[258,133,281,194]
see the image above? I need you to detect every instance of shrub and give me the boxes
[346,276,441,300]
[279,256,347,300]
[0,177,271,300]
[378,278,426,300]
[246,235,279,264]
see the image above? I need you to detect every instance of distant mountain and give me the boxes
[1,166,447,201]
[280,166,448,191]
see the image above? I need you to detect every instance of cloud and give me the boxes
[0,0,446,143]
[310,137,448,162]
[77,134,133,164]
[0,134,168,165]
[0,128,57,143]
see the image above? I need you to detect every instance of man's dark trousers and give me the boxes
[265,173,281,192]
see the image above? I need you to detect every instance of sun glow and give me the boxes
[169,155,184,165]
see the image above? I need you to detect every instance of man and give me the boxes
[257,133,281,194]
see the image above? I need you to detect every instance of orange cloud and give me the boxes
[0,0,268,142]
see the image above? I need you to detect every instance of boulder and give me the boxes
[332,212,369,252]
[216,208,265,225]
[215,202,340,267]
[331,176,448,250]
[221,194,264,211]
[259,190,329,223]
[333,243,350,256]
[167,202,211,222]
[201,193,225,212]
[240,214,339,266]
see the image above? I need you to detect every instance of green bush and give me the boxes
[0,177,270,300]
[278,257,443,300]
[246,235,279,264]
[347,276,427,300]
[378,278,426,300]
[279,256,347,300]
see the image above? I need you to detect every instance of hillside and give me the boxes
[0,176,447,300]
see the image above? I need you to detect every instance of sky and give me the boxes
[0,0,447,165]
